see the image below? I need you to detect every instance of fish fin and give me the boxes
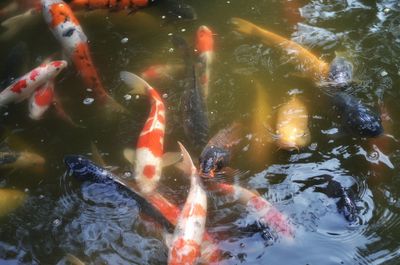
[64,254,85,265]
[161,152,182,168]
[120,71,149,95]
[164,232,173,248]
[230,17,256,36]
[123,148,136,166]
[175,141,196,176]
[104,95,129,114]
[52,94,84,128]
[90,142,106,167]
[104,166,119,172]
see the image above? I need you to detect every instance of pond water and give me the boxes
[1,0,400,264]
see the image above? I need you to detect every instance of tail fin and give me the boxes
[230,17,256,36]
[120,71,150,95]
[104,95,128,114]
[176,141,196,176]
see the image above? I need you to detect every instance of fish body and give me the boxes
[28,80,55,120]
[0,60,67,106]
[1,42,30,88]
[230,17,330,82]
[328,55,353,88]
[332,92,383,137]
[63,155,174,230]
[41,0,124,111]
[276,96,310,150]
[68,0,151,10]
[199,123,242,178]
[0,189,26,217]
[195,25,214,99]
[120,71,166,194]
[0,151,45,169]
[207,182,293,239]
[162,0,197,21]
[168,143,207,265]
[141,63,185,81]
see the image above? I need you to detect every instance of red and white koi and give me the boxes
[41,0,124,112]
[28,80,55,120]
[168,142,207,265]
[120,71,166,194]
[207,182,294,239]
[68,0,151,10]
[0,60,67,106]
[195,25,214,99]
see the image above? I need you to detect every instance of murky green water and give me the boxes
[1,0,400,264]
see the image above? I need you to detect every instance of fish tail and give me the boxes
[176,141,196,177]
[104,94,128,114]
[230,17,257,36]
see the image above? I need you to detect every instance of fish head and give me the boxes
[199,145,229,178]
[64,155,94,179]
[328,56,353,86]
[196,26,214,53]
[277,127,311,151]
[45,60,68,79]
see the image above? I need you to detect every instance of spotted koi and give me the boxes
[41,0,125,112]
[195,25,214,99]
[68,0,151,11]
[168,142,207,265]
[120,71,165,194]
[0,60,67,106]
[207,182,294,239]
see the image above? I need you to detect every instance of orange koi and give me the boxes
[231,17,330,82]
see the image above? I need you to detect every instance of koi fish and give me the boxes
[332,92,383,137]
[276,96,310,150]
[168,142,207,265]
[230,17,330,83]
[0,60,67,106]
[327,54,354,88]
[0,189,26,217]
[206,181,294,239]
[28,80,54,120]
[141,63,185,82]
[41,0,125,113]
[195,25,214,99]
[68,0,151,11]
[199,122,242,178]
[0,151,45,170]
[64,154,221,263]
[120,71,167,194]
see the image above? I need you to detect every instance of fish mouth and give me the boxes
[200,170,215,179]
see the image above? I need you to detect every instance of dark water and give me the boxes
[0,0,400,264]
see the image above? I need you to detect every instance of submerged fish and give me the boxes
[1,42,30,88]
[28,80,55,120]
[206,181,294,239]
[120,71,167,194]
[0,60,67,106]
[172,36,209,151]
[0,151,45,170]
[141,63,185,82]
[332,92,383,137]
[199,122,242,178]
[0,189,26,217]
[41,0,125,113]
[168,142,207,265]
[63,155,174,231]
[276,96,310,150]
[195,25,214,99]
[230,17,330,83]
[327,55,354,88]
[161,0,197,21]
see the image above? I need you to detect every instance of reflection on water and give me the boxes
[0,0,400,264]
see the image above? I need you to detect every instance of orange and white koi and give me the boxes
[231,17,330,82]
[28,80,55,120]
[168,142,207,265]
[41,0,124,112]
[68,0,151,10]
[0,60,67,106]
[120,71,166,194]
[207,182,294,239]
[195,25,214,99]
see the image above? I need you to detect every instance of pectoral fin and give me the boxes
[123,148,136,166]
[161,152,182,167]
